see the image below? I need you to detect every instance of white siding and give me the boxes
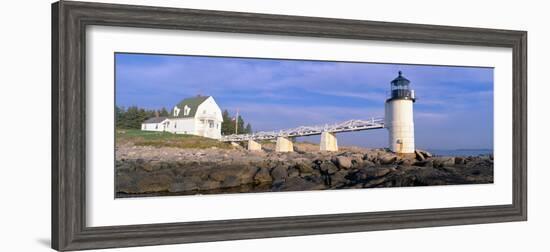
[165,118,195,134]
[385,99,415,153]
[194,97,223,139]
[141,119,169,132]
[141,96,224,139]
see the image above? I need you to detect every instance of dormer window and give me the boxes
[183,105,191,116]
[173,106,180,117]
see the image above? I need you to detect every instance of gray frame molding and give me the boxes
[52,1,527,251]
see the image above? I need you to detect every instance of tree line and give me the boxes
[221,109,252,135]
[116,106,252,135]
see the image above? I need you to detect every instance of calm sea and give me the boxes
[426,149,493,157]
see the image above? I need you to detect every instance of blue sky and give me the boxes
[115,53,493,150]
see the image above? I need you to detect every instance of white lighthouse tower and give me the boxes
[384,71,416,154]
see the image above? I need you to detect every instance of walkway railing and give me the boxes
[220,118,385,142]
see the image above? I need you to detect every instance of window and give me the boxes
[183,105,191,116]
[173,106,180,117]
[209,121,214,128]
[174,122,177,129]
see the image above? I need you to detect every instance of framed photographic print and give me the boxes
[52,1,527,251]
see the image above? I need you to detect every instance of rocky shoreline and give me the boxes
[115,143,493,197]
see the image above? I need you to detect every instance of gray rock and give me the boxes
[378,153,397,165]
[295,162,314,174]
[414,160,434,168]
[330,170,349,187]
[208,169,233,181]
[350,168,369,181]
[116,173,137,193]
[433,157,455,168]
[415,150,426,161]
[199,180,221,191]
[168,182,186,193]
[420,150,433,158]
[254,167,272,184]
[399,158,415,166]
[221,175,241,188]
[181,182,199,192]
[136,174,173,193]
[271,165,289,180]
[320,161,339,174]
[333,156,353,169]
[369,167,392,178]
[273,177,326,191]
[287,167,300,178]
[239,166,258,184]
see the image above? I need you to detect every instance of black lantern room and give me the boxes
[387,71,415,102]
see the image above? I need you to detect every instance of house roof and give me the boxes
[143,117,168,124]
[171,95,210,118]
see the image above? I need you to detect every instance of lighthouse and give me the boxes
[384,71,416,154]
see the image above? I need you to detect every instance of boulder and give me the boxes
[414,160,434,168]
[454,157,466,165]
[333,156,353,169]
[221,175,241,188]
[209,169,234,181]
[287,167,300,178]
[295,162,314,174]
[254,167,272,184]
[319,161,339,174]
[415,150,426,161]
[136,174,173,193]
[330,170,349,187]
[419,150,433,158]
[361,160,376,168]
[116,173,137,193]
[273,177,326,191]
[181,182,199,192]
[349,168,369,182]
[433,157,455,168]
[399,158,415,166]
[378,153,397,165]
[271,165,289,180]
[369,167,392,178]
[168,182,186,193]
[239,166,259,184]
[198,180,221,191]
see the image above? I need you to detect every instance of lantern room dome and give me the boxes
[387,71,415,102]
[391,71,410,86]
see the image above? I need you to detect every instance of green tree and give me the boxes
[236,115,246,134]
[220,109,253,135]
[159,107,169,117]
[118,106,148,129]
[221,109,234,135]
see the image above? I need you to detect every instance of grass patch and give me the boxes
[116,129,233,149]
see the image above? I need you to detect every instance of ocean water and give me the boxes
[426,149,493,157]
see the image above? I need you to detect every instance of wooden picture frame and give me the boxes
[52,1,527,251]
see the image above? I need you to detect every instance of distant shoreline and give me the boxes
[426,149,493,157]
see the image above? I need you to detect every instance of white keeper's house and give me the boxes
[141,95,223,139]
